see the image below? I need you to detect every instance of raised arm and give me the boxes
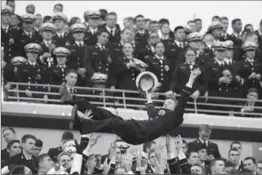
[145,91,158,119]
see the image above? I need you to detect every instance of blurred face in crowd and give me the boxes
[203,34,214,47]
[40,156,54,173]
[2,13,11,25]
[57,56,67,65]
[8,142,21,157]
[161,23,170,35]
[212,27,223,38]
[231,143,242,154]
[198,149,207,162]
[182,142,188,154]
[10,14,20,27]
[136,16,146,30]
[212,17,221,22]
[145,20,151,31]
[245,49,256,59]
[121,29,133,43]
[150,23,159,33]
[195,20,202,32]
[97,32,109,45]
[149,152,158,167]
[7,2,16,13]
[34,15,43,27]
[62,140,76,154]
[53,4,63,13]
[189,40,202,51]
[3,129,16,143]
[115,167,126,174]
[199,129,211,142]
[72,31,85,41]
[23,21,34,32]
[246,34,258,43]
[22,138,36,155]
[185,49,197,64]
[54,19,66,31]
[233,20,242,33]
[34,146,42,157]
[106,14,117,28]
[123,18,134,29]
[175,28,186,41]
[163,99,176,111]
[244,159,256,173]
[225,47,234,59]
[41,31,54,40]
[214,49,226,60]
[88,18,100,28]
[257,162,262,175]
[188,152,200,165]
[26,5,35,14]
[245,25,254,31]
[148,33,160,46]
[155,42,165,56]
[191,165,203,174]
[225,165,234,174]
[212,160,226,174]
[188,21,197,32]
[58,154,71,168]
[26,51,38,63]
[66,73,78,86]
[115,148,122,163]
[228,150,240,165]
[221,19,229,32]
[123,43,134,57]
[86,155,96,170]
[247,92,258,104]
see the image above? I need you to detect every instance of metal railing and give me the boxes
[3,82,262,117]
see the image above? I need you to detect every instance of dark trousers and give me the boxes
[75,86,192,145]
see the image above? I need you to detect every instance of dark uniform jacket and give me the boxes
[66,41,87,70]
[38,40,57,68]
[112,56,141,90]
[146,55,171,92]
[9,153,37,174]
[17,62,47,98]
[188,138,221,159]
[47,146,62,162]
[16,29,42,57]
[164,41,186,71]
[53,32,73,47]
[228,33,243,61]
[237,58,262,97]
[85,44,114,87]
[136,44,155,62]
[134,30,149,50]
[109,42,138,60]
[170,62,207,95]
[48,65,68,85]
[99,25,121,44]
[84,27,99,47]
[1,26,19,62]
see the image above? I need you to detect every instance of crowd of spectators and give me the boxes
[2,1,262,116]
[1,125,262,174]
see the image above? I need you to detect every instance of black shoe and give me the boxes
[69,105,82,133]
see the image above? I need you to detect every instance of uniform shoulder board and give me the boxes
[158,109,166,116]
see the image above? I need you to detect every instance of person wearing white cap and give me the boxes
[17,13,42,56]
[69,68,200,145]
[83,10,101,46]
[16,43,48,99]
[237,41,261,97]
[39,23,57,68]
[67,23,87,86]
[207,21,223,42]
[53,12,71,47]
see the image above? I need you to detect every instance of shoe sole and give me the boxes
[69,105,78,130]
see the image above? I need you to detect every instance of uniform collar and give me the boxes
[22,152,32,160]
[89,27,98,34]
[199,137,208,145]
[246,57,254,63]
[106,26,116,33]
[2,25,9,30]
[97,43,105,50]
[43,40,52,46]
[155,54,164,60]
[137,29,145,35]
[214,58,224,65]
[24,30,33,35]
[57,31,65,37]
[174,40,184,47]
[75,40,84,46]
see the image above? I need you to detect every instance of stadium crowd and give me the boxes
[1,125,262,175]
[2,1,262,116]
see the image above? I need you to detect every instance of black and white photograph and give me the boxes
[1,0,262,174]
